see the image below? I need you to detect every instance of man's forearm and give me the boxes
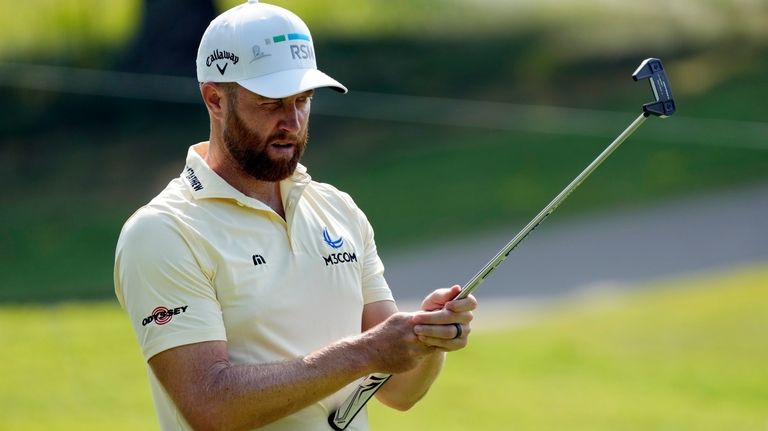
[153,312,434,431]
[155,338,374,431]
[227,342,374,429]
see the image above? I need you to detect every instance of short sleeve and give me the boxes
[114,208,227,361]
[354,206,393,305]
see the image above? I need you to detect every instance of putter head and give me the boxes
[632,58,676,117]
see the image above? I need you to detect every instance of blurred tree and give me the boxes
[118,0,216,76]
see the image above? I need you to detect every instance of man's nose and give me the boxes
[278,103,304,133]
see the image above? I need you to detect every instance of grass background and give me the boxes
[1,263,766,430]
[370,263,768,430]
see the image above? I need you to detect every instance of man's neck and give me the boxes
[239,179,285,219]
[202,141,286,218]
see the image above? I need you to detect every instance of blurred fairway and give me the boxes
[371,263,768,430]
[1,263,766,430]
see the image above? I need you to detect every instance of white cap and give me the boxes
[196,0,347,98]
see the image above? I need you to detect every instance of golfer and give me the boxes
[114,1,477,430]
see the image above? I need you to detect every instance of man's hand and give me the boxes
[366,286,478,410]
[360,312,436,374]
[412,285,477,351]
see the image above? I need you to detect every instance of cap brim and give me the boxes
[237,68,347,99]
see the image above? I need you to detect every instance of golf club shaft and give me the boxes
[455,111,648,300]
[329,112,648,430]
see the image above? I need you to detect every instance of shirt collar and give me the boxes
[181,142,311,211]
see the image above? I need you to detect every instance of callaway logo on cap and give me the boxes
[196,0,347,98]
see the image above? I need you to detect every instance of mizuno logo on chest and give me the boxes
[252,254,266,266]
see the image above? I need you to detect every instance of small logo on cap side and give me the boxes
[250,45,271,63]
[216,63,228,75]
[269,33,311,44]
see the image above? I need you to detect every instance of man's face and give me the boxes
[221,87,311,182]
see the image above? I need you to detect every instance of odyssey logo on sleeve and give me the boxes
[142,305,189,326]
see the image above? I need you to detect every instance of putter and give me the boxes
[328,57,676,431]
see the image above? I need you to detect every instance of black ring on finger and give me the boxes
[452,323,463,339]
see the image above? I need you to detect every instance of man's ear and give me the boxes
[200,82,229,121]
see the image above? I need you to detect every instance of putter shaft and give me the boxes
[456,112,647,300]
[331,57,675,430]
[329,112,649,430]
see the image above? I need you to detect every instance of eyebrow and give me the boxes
[256,90,315,102]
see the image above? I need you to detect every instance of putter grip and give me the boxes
[328,373,391,430]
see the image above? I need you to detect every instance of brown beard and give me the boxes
[222,107,308,182]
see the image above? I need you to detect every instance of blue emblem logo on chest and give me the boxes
[322,227,344,249]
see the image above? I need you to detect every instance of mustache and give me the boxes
[267,131,303,144]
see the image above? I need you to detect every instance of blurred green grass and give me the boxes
[0,303,153,431]
[370,263,768,430]
[1,263,765,430]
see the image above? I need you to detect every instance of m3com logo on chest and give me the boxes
[322,227,343,249]
[323,252,357,266]
[321,227,356,266]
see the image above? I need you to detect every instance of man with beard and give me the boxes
[114,1,477,430]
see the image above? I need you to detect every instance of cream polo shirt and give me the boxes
[114,142,393,431]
